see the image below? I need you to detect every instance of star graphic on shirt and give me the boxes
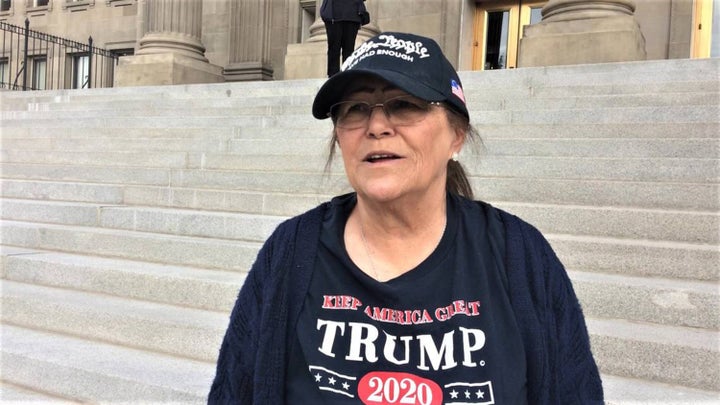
[449,390,459,399]
[314,373,322,382]
[328,376,337,385]
[465,390,471,399]
[476,389,485,399]
[342,382,350,390]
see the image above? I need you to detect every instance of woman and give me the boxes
[320,0,366,76]
[209,32,604,404]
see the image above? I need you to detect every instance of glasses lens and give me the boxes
[330,96,434,129]
[331,101,371,128]
[384,97,431,125]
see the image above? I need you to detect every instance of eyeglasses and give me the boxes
[328,95,443,129]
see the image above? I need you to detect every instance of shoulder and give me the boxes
[266,201,330,253]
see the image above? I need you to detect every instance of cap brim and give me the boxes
[312,69,447,119]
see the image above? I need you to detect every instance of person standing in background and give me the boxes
[320,0,366,77]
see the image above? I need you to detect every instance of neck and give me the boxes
[347,189,448,281]
[356,188,448,237]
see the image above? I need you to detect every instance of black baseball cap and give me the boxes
[312,32,469,120]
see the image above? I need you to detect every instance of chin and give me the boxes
[356,183,406,203]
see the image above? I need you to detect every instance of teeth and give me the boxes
[369,154,394,160]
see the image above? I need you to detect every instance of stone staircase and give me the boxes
[1,58,718,403]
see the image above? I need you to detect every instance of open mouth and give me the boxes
[364,154,401,163]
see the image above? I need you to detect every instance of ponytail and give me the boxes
[446,159,473,199]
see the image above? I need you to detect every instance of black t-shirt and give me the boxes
[287,193,527,405]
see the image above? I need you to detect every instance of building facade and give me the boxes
[0,0,716,89]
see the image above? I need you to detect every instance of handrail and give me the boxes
[0,18,119,91]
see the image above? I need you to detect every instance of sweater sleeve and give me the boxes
[207,206,324,404]
[500,211,603,404]
[538,234,605,404]
[208,233,276,404]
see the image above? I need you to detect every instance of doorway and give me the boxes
[691,0,717,57]
[473,0,546,70]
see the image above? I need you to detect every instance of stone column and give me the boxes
[306,0,328,43]
[518,0,646,67]
[224,0,274,81]
[284,0,380,79]
[135,0,207,61]
[115,0,223,87]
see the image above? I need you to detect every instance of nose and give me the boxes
[367,105,392,138]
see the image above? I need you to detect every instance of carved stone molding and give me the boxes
[542,0,635,22]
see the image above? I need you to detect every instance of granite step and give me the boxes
[0,126,236,139]
[2,132,717,159]
[570,270,719,329]
[4,79,714,115]
[0,220,260,271]
[27,94,314,112]
[256,122,720,140]
[2,216,717,283]
[587,317,720,391]
[0,79,322,104]
[3,278,717,392]
[1,280,227,362]
[601,374,720,404]
[1,163,174,187]
[7,323,718,405]
[473,177,719,211]
[458,58,719,87]
[0,246,243,312]
[0,381,79,403]
[488,80,720,98]
[0,104,311,120]
[2,175,715,214]
[1,137,235,154]
[1,324,213,403]
[0,179,127,204]
[4,90,715,120]
[0,149,192,169]
[2,245,714,331]
[1,104,717,128]
[548,233,719,282]
[0,179,334,214]
[2,121,716,140]
[2,198,716,244]
[1,145,717,182]
[494,202,719,244]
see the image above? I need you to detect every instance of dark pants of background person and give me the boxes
[324,21,360,76]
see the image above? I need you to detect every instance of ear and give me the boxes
[450,125,466,155]
[332,130,341,149]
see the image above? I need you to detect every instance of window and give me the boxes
[32,56,46,90]
[1,0,11,12]
[64,0,94,11]
[72,54,89,89]
[0,60,9,89]
[28,0,49,7]
[529,6,543,25]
